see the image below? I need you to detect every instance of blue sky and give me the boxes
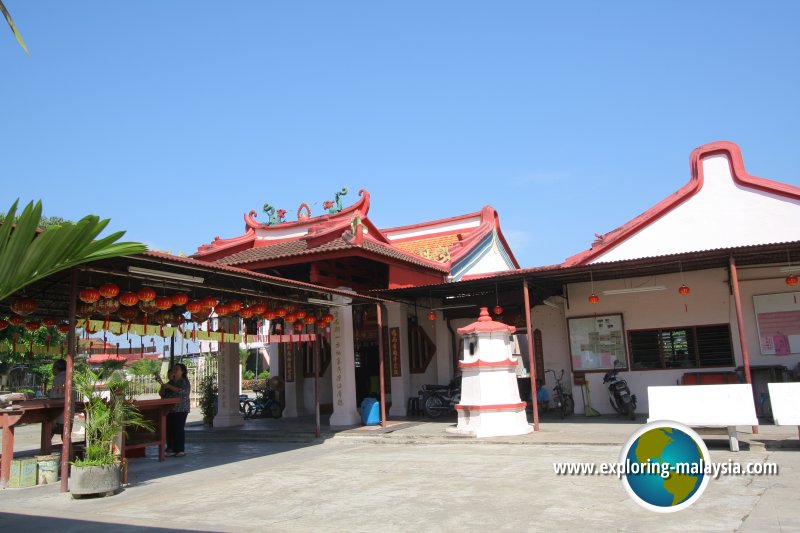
[2,2,798,267]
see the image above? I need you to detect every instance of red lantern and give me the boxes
[118,307,139,323]
[42,317,57,327]
[304,315,317,325]
[0,319,8,331]
[9,298,36,317]
[186,300,203,313]
[251,303,267,316]
[137,287,157,302]
[119,291,139,306]
[588,293,600,305]
[200,296,217,309]
[678,284,691,296]
[226,300,242,313]
[171,293,190,307]
[191,310,211,323]
[293,320,304,332]
[274,307,287,317]
[98,283,119,298]
[239,307,254,319]
[295,310,307,320]
[79,288,100,304]
[8,315,23,326]
[493,305,503,315]
[215,303,230,316]
[786,274,799,286]
[96,297,120,315]
[11,297,38,316]
[323,313,334,323]
[263,310,276,321]
[427,310,437,321]
[57,323,70,334]
[139,299,159,315]
[76,302,96,319]
[155,296,173,310]
[25,320,42,332]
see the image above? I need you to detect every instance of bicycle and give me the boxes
[545,369,575,419]
[242,387,284,419]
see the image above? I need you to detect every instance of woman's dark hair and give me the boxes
[53,359,67,373]
[173,363,189,384]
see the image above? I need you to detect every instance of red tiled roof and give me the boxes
[214,238,449,272]
[392,234,461,259]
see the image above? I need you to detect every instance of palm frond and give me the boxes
[0,0,29,55]
[0,200,147,302]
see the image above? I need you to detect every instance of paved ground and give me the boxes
[1,415,799,532]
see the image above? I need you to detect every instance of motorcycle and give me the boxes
[419,377,461,419]
[603,364,637,420]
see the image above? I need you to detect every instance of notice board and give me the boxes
[753,292,800,355]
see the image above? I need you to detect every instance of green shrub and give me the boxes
[257,370,270,380]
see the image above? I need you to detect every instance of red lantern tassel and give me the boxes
[192,324,197,342]
[160,324,164,338]
[143,314,148,335]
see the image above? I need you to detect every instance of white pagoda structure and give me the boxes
[447,307,533,438]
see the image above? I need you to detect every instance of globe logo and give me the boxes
[620,421,711,512]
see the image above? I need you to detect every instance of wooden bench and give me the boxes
[647,384,758,452]
[767,382,800,440]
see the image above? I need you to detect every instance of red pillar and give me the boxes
[729,256,758,435]
[314,331,321,439]
[376,304,387,428]
[523,279,539,432]
[61,268,78,492]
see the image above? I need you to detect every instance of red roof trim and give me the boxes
[380,209,482,234]
[562,141,800,267]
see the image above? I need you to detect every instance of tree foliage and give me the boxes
[0,200,146,302]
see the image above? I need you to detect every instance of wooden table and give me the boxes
[124,398,179,462]
[0,399,82,487]
[1,398,178,487]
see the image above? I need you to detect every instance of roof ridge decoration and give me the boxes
[244,189,370,230]
[562,140,800,267]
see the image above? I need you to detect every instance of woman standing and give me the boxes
[156,363,190,457]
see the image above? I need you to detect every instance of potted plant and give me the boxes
[70,366,152,498]
[199,374,218,427]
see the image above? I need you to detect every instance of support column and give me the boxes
[523,279,540,432]
[435,309,452,385]
[214,317,244,428]
[329,292,360,426]
[729,256,758,434]
[387,302,410,417]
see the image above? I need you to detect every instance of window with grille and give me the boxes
[628,324,733,370]
[408,316,436,373]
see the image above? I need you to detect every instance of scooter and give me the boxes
[419,377,461,419]
[603,364,637,420]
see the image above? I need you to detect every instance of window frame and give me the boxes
[627,323,734,371]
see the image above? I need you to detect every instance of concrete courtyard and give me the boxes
[1,418,799,532]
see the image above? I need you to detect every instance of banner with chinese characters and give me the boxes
[389,327,401,377]
[76,319,315,345]
[285,345,295,383]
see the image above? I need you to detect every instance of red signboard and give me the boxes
[390,327,401,377]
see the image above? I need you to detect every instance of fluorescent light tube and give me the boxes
[128,266,204,284]
[602,286,667,295]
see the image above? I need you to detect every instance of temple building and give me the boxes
[193,189,519,423]
[194,141,800,424]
